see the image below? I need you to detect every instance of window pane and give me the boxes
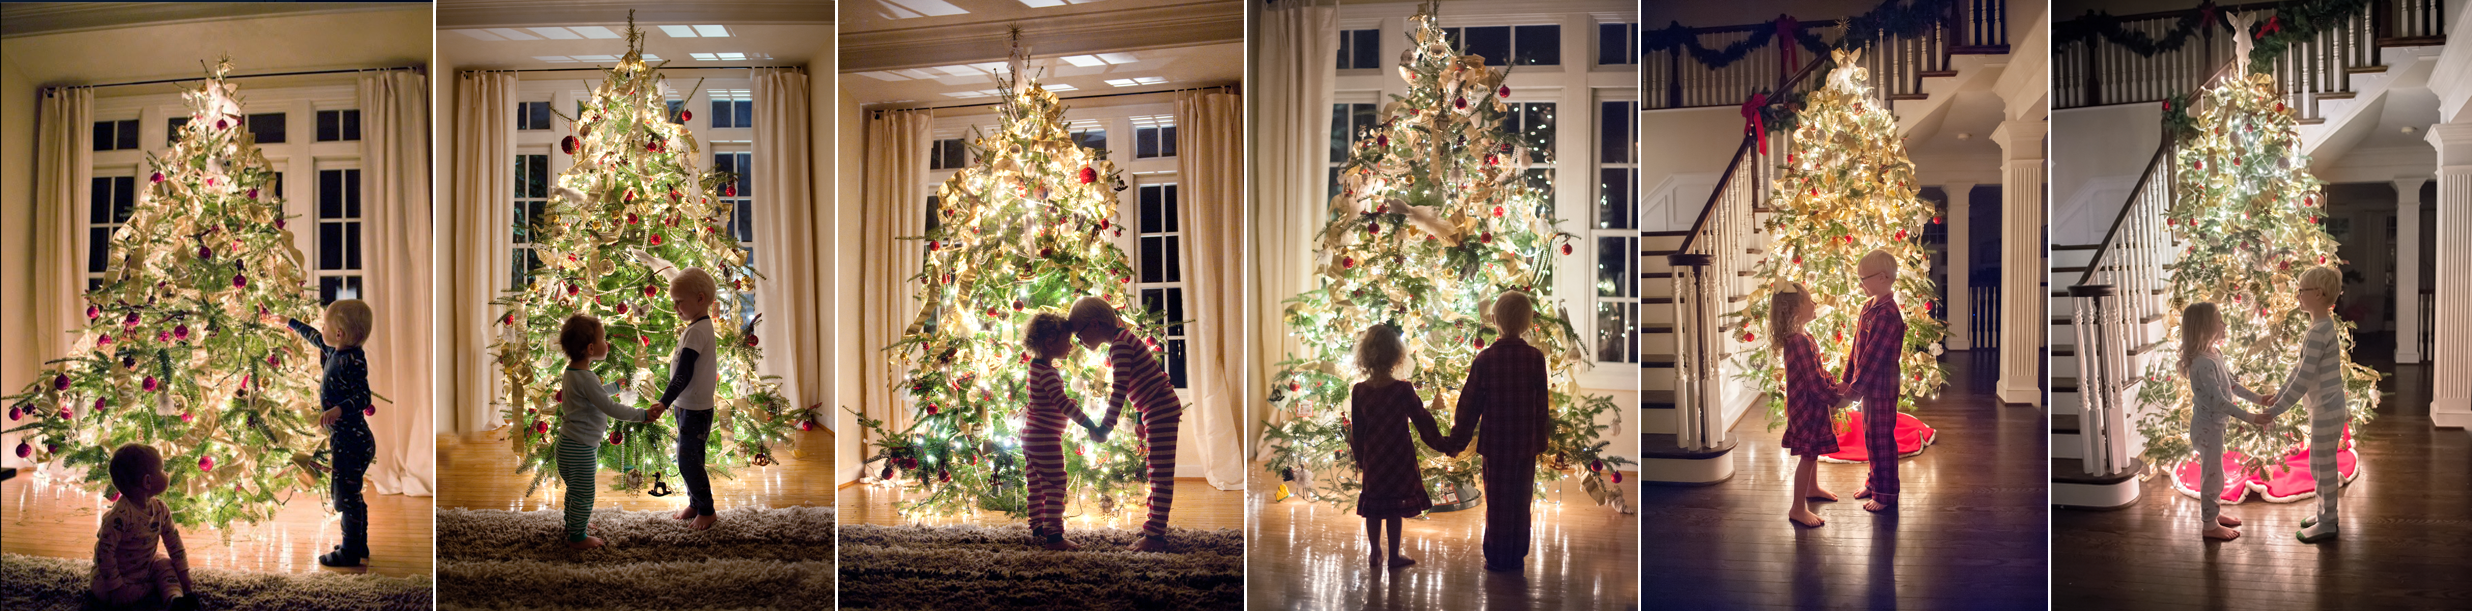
[89,227,111,273]
[1597,236,1635,297]
[1524,169,1554,201]
[114,177,133,221]
[270,173,283,199]
[735,153,751,195]
[1352,30,1381,70]
[318,110,340,142]
[347,221,363,270]
[345,170,361,218]
[1601,101,1635,164]
[1598,23,1628,66]
[1139,186,1162,234]
[343,110,361,140]
[1137,127,1158,159]
[1595,301,1636,362]
[529,101,551,129]
[1460,26,1509,66]
[93,121,113,151]
[735,100,752,128]
[1520,103,1556,164]
[248,113,284,143]
[321,276,342,304]
[1163,235,1181,283]
[167,117,189,145]
[1165,339,1188,388]
[1162,184,1180,232]
[320,223,343,269]
[1329,105,1350,163]
[513,198,530,243]
[90,177,112,223]
[528,155,549,198]
[734,200,755,242]
[1141,236,1165,283]
[711,99,728,126]
[1513,25,1559,66]
[1073,129,1106,153]
[1161,125,1178,158]
[320,170,343,218]
[1599,168,1637,229]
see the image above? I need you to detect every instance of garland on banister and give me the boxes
[1647,0,1954,72]
[1644,19,1830,71]
[2055,0,2368,70]
[2243,0,2370,71]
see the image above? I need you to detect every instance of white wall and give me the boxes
[1642,106,1741,232]
[1,54,36,469]
[833,82,865,485]
[2051,102,2164,246]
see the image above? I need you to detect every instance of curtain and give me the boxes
[357,71,436,496]
[858,110,933,476]
[10,87,90,469]
[446,71,516,433]
[750,68,825,431]
[1252,0,1338,449]
[1177,90,1247,490]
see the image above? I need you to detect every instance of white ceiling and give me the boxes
[0,5,430,89]
[845,42,1240,108]
[840,0,1240,109]
[437,22,834,71]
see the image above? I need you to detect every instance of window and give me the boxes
[1504,100,1560,207]
[317,110,362,142]
[247,113,286,143]
[92,120,139,151]
[665,100,688,124]
[1337,28,1382,70]
[1443,25,1559,66]
[929,138,970,170]
[714,150,757,324]
[167,117,187,145]
[1133,115,1177,159]
[1135,182,1188,388]
[709,90,753,128]
[1594,99,1640,364]
[85,175,137,290]
[511,154,549,289]
[1327,102,1378,197]
[1599,22,1640,66]
[315,168,363,303]
[517,101,553,130]
[1069,121,1106,154]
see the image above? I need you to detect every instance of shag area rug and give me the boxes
[1,552,432,611]
[839,524,1242,610]
[435,505,835,610]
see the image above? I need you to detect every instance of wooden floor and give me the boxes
[0,468,434,577]
[1640,352,2049,609]
[2054,364,2472,610]
[841,475,1244,531]
[434,427,835,511]
[1246,464,1642,611]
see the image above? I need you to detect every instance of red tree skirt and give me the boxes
[2170,427,2361,504]
[1817,409,1936,464]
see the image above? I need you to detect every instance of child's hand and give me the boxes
[319,407,340,428]
[2252,413,2274,427]
[647,405,667,421]
[1091,424,1111,443]
[259,310,286,326]
[2259,392,2277,406]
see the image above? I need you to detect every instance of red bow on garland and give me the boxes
[1776,15,1800,73]
[2256,15,2282,39]
[2197,1,2218,30]
[1742,93,1768,155]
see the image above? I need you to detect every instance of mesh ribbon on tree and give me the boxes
[1257,3,1630,513]
[490,17,796,498]
[2135,70,2378,498]
[850,39,1154,519]
[4,59,336,529]
[1732,48,1951,430]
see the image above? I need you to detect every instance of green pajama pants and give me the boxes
[558,438,598,542]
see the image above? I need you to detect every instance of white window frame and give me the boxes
[311,162,365,304]
[512,150,551,290]
[1594,96,1641,366]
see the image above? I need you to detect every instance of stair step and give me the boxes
[1643,353,1677,368]
[2346,65,2389,74]
[1646,297,1675,305]
[1918,70,1959,78]
[1646,250,1680,257]
[1888,93,1929,101]
[2052,457,2145,486]
[2052,413,2079,434]
[2053,244,2099,251]
[1642,389,1675,409]
[2316,91,2357,100]
[1641,432,1737,460]
[2053,376,2077,393]
[2052,345,2074,358]
[2298,117,2325,125]
[1644,230,1692,237]
[2053,266,2088,274]
[1642,325,1673,335]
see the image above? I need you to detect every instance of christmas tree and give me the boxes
[849,39,1148,519]
[1732,48,1951,424]
[2133,70,2380,476]
[490,18,797,497]
[3,59,334,529]
[1256,4,1630,513]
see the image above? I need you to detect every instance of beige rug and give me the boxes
[838,524,1242,610]
[435,505,834,610]
[1,552,432,611]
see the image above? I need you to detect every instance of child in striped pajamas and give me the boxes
[92,443,196,610]
[555,315,665,550]
[1022,313,1110,550]
[268,299,378,567]
[1071,296,1183,552]
[2253,266,2350,543]
[2179,302,2272,541]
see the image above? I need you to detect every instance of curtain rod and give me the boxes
[45,65,425,93]
[873,84,1239,114]
[473,65,803,74]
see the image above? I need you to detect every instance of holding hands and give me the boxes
[648,402,669,422]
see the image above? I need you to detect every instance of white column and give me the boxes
[2395,177,2426,364]
[2427,123,2472,429]
[1992,121,2046,405]
[1943,183,1976,351]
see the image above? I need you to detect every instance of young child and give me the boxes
[1070,296,1183,552]
[273,299,377,566]
[1844,250,1908,514]
[2255,265,2349,543]
[1347,323,1458,568]
[92,443,196,610]
[653,268,721,531]
[1443,291,1550,572]
[2180,302,2272,541]
[557,315,665,550]
[1022,312,1109,551]
[1774,282,1847,528]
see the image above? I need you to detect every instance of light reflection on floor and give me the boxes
[3,463,434,577]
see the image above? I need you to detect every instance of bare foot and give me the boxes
[1789,510,1825,528]
[2217,514,2242,528]
[1807,488,1840,502]
[568,536,606,550]
[1042,538,1081,551]
[1863,500,1893,513]
[675,507,695,520]
[2202,525,2240,541]
[1854,488,1873,500]
[1127,537,1170,552]
[689,514,717,531]
[1388,555,1417,568]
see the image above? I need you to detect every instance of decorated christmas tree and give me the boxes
[2134,69,2379,483]
[848,39,1148,519]
[490,18,797,497]
[1256,4,1629,513]
[3,58,334,529]
[1732,48,1951,425]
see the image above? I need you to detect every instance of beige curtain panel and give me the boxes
[857,109,934,480]
[445,71,516,434]
[751,67,826,430]
[1251,0,1338,446]
[1177,90,1249,490]
[358,70,437,496]
[9,87,91,469]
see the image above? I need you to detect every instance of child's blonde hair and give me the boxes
[1859,250,1898,277]
[323,299,374,347]
[108,443,161,499]
[2298,265,2342,302]
[1768,282,1811,349]
[2178,302,2222,375]
[1024,312,1072,357]
[1067,296,1118,332]
[1355,323,1405,378]
[559,315,604,361]
[671,267,718,303]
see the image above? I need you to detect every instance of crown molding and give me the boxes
[838,5,1240,73]
[0,2,415,39]
[437,0,833,28]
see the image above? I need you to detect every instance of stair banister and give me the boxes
[2069,285,2132,476]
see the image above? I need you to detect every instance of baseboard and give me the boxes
[2432,409,2472,429]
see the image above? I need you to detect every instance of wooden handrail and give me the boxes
[2072,61,2238,288]
[1670,55,1828,259]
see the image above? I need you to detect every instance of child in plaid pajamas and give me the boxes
[1022,312,1109,550]
[1346,323,1459,568]
[1774,282,1851,528]
[92,443,196,610]
[1071,296,1183,552]
[2253,266,2350,543]
[1443,291,1551,572]
[1845,251,1908,513]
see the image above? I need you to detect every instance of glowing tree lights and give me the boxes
[491,17,794,497]
[3,59,333,528]
[1257,4,1629,513]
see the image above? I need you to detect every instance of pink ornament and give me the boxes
[233,273,247,288]
[124,312,141,328]
[14,443,28,458]
[142,376,160,392]
[364,405,376,416]
[174,325,190,340]
[198,455,213,471]
[98,334,112,347]
[247,188,259,199]
[86,305,99,319]
[54,374,70,390]
[180,412,193,423]
[199,245,213,260]
[150,172,164,183]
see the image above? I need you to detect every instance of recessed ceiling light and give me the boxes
[693,25,731,37]
[658,25,699,38]
[1061,55,1108,67]
[1018,0,1107,7]
[527,27,582,40]
[1096,53,1138,64]
[857,71,912,81]
[881,0,971,18]
[1104,76,1167,87]
[571,26,620,39]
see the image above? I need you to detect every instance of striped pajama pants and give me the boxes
[558,438,598,542]
[2309,406,2346,527]
[1134,405,1182,538]
[1023,421,1069,539]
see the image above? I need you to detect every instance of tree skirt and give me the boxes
[1818,409,1938,464]
[839,523,1242,611]
[435,505,834,610]
[1,552,432,611]
[2170,429,2362,504]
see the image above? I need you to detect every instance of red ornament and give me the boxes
[1481,232,1493,243]
[724,184,737,197]
[86,305,98,320]
[1378,135,1389,147]
[536,420,550,434]
[180,412,193,423]
[746,334,760,347]
[650,234,664,246]
[561,136,579,155]
[1497,85,1511,98]
[554,390,564,403]
[143,377,158,392]
[799,419,815,432]
[939,470,952,483]
[54,374,70,390]
[233,273,247,289]
[1454,97,1468,110]
[1742,332,1756,342]
[1612,471,1624,483]
[1079,167,1098,184]
[1473,337,1486,349]
[1342,256,1356,269]
[1560,243,1573,255]
[1366,222,1380,235]
[1931,216,1942,225]
[1896,229,1908,240]
[680,109,693,122]
[644,284,661,298]
[926,403,939,416]
[616,303,630,315]
[98,334,112,347]
[610,430,624,445]
[927,240,939,251]
[627,213,640,225]
[1492,206,1505,218]
[267,353,281,367]
[198,455,213,471]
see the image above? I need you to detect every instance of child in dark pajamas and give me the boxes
[654,268,721,532]
[1022,312,1109,550]
[272,299,377,567]
[1444,291,1551,573]
[1071,296,1183,552]
[1347,323,1459,568]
